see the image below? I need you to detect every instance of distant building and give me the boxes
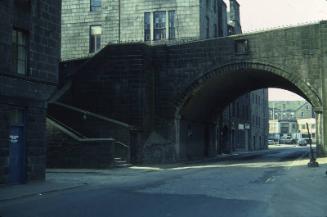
[0,1,60,184]
[220,89,269,152]
[297,118,316,142]
[269,120,279,140]
[268,101,316,141]
[250,90,269,150]
[269,101,314,120]
[279,120,298,136]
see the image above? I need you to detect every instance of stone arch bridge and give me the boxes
[54,21,327,163]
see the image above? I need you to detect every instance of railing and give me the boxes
[47,102,137,163]
[47,115,86,139]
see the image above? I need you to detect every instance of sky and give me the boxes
[225,0,327,101]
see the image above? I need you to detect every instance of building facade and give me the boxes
[220,89,269,152]
[61,0,232,60]
[250,89,269,150]
[268,100,316,142]
[0,0,61,184]
[269,101,315,120]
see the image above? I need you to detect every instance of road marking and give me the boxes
[265,177,275,183]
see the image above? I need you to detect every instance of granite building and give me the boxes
[0,0,61,184]
[268,100,315,142]
[220,90,269,152]
[61,0,231,60]
[269,101,315,120]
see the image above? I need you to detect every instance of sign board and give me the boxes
[9,135,19,143]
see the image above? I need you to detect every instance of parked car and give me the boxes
[297,138,312,146]
[279,136,296,144]
[268,139,275,145]
[297,138,308,146]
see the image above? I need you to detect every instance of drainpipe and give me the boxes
[118,0,121,43]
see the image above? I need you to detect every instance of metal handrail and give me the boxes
[47,117,115,142]
[47,115,86,138]
[51,102,132,129]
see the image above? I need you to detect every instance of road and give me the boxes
[1,145,326,217]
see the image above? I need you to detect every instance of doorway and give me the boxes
[9,126,26,184]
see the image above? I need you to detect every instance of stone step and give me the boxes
[113,157,131,168]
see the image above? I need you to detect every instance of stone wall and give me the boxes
[0,0,60,184]
[47,120,115,168]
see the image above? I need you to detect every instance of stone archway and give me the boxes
[173,62,324,160]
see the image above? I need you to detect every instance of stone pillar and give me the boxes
[320,21,327,157]
[316,112,327,157]
[174,115,181,161]
[315,111,325,156]
[207,123,218,157]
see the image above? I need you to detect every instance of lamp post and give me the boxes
[306,122,319,167]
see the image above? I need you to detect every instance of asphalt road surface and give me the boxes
[1,145,326,217]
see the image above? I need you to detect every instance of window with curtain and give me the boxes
[89,26,102,53]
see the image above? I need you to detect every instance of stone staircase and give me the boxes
[47,102,133,168]
[113,157,131,168]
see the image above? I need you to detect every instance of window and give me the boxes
[9,109,24,126]
[14,0,31,13]
[217,1,223,37]
[89,26,102,53]
[206,16,209,39]
[235,39,249,55]
[90,0,101,11]
[206,0,210,10]
[144,12,151,41]
[12,29,28,75]
[168,11,176,40]
[153,11,166,41]
[214,0,217,13]
[214,24,217,37]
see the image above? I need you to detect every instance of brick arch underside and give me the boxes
[175,62,322,121]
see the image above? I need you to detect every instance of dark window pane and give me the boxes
[168,11,175,40]
[153,11,166,41]
[206,17,209,38]
[12,29,28,75]
[9,109,24,125]
[144,12,151,41]
[90,0,101,11]
[17,60,26,75]
[96,35,101,50]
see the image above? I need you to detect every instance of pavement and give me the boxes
[0,148,275,202]
[0,145,326,217]
[0,145,314,202]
